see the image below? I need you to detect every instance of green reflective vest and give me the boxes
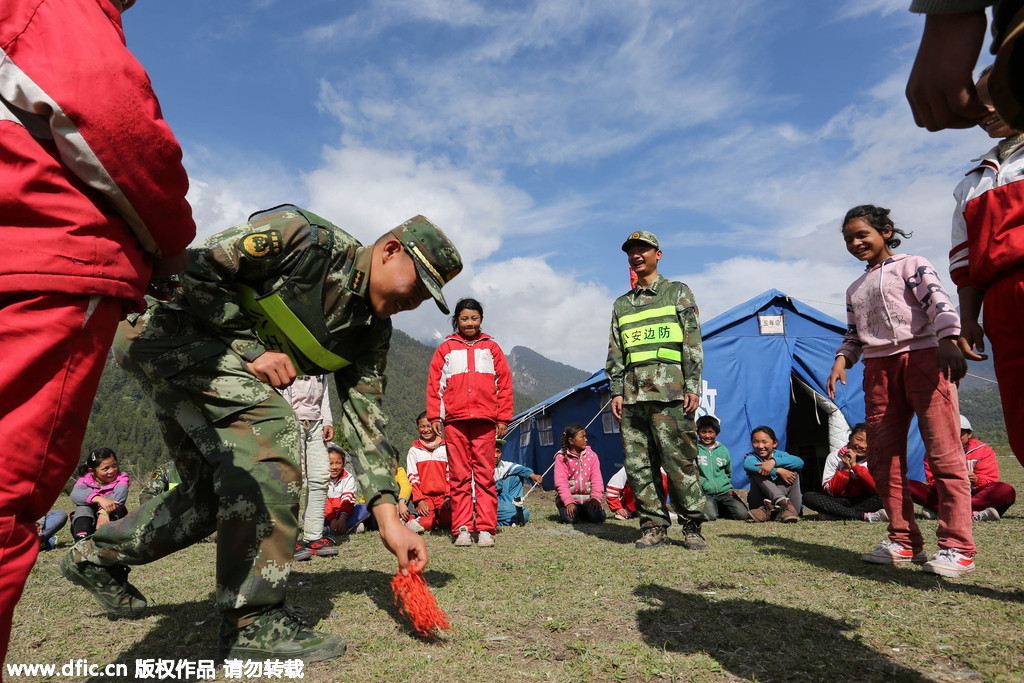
[237,209,351,375]
[618,302,684,367]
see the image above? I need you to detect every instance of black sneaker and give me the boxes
[305,537,338,557]
[220,604,346,663]
[59,552,147,617]
[634,525,669,549]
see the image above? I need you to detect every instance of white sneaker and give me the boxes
[454,526,472,547]
[864,509,889,523]
[405,518,425,534]
[861,539,924,565]
[922,548,977,577]
[972,507,1001,522]
[477,530,495,547]
[920,507,938,520]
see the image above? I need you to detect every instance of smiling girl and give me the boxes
[426,298,513,547]
[743,426,803,523]
[828,204,975,577]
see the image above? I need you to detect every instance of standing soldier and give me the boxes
[606,230,707,549]
[60,205,462,663]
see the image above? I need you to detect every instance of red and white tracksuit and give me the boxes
[950,142,1024,464]
[324,471,358,523]
[910,438,1017,514]
[0,0,195,661]
[606,466,668,516]
[426,331,513,535]
[406,440,451,531]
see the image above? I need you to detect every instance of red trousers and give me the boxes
[909,479,1017,515]
[412,493,452,531]
[0,294,122,664]
[984,271,1024,466]
[444,419,497,534]
[864,349,974,555]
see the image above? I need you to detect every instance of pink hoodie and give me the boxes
[553,446,605,507]
[837,254,961,363]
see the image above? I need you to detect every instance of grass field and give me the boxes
[10,458,1024,683]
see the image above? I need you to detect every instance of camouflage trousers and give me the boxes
[620,399,706,528]
[71,300,302,620]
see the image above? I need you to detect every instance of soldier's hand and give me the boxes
[611,396,623,420]
[374,503,428,576]
[683,393,699,414]
[246,350,297,388]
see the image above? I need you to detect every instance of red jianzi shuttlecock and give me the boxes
[391,569,451,636]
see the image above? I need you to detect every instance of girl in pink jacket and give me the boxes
[828,205,974,578]
[553,423,606,524]
[427,298,513,547]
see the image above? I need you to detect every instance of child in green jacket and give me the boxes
[695,416,750,520]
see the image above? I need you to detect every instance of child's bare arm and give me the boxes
[827,356,851,400]
[936,336,967,383]
[956,285,988,361]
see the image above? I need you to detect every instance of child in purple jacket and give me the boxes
[70,448,129,540]
[553,423,606,523]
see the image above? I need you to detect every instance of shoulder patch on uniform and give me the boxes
[349,269,365,292]
[240,230,283,259]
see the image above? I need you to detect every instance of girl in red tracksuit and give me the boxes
[427,298,513,547]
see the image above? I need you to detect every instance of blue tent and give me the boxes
[504,289,927,491]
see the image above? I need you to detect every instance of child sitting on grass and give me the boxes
[802,424,886,522]
[695,415,750,521]
[405,412,452,534]
[323,444,370,537]
[744,426,802,523]
[553,423,606,524]
[70,448,129,540]
[494,438,543,526]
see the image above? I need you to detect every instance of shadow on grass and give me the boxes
[543,516,641,545]
[84,568,455,682]
[635,583,934,683]
[723,533,1024,603]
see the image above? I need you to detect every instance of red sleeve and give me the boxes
[851,463,876,492]
[971,441,1000,488]
[425,344,446,423]
[1,0,195,257]
[824,468,851,496]
[492,342,514,422]
[922,457,935,487]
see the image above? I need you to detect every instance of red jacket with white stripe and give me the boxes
[0,0,195,309]
[406,440,450,501]
[950,143,1024,290]
[325,470,358,522]
[923,438,1001,493]
[426,331,513,424]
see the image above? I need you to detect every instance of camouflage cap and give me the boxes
[391,216,463,314]
[621,230,659,252]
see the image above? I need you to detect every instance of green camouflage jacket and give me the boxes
[182,207,400,506]
[606,274,703,404]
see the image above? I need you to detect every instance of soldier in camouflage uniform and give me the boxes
[606,230,707,550]
[60,205,462,662]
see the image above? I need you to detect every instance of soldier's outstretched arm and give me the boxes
[374,503,428,575]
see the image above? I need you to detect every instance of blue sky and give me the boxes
[124,0,997,372]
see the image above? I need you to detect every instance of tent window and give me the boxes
[537,415,554,447]
[519,418,532,447]
[600,390,620,434]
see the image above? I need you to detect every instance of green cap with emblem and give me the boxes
[391,216,463,314]
[621,230,659,252]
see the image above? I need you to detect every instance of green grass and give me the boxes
[11,458,1024,682]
